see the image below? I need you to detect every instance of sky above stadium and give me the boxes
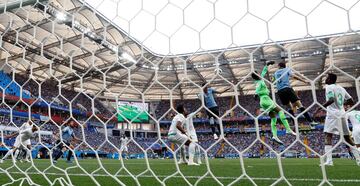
[84,0,360,56]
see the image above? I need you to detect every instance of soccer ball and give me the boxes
[214,68,223,75]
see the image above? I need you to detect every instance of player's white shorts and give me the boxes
[353,130,360,144]
[120,146,128,152]
[189,135,198,143]
[168,133,189,146]
[24,139,31,146]
[14,136,21,147]
[14,137,31,148]
[324,116,350,135]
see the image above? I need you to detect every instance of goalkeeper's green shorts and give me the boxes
[259,95,276,113]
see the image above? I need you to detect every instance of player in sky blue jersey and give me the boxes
[201,83,231,140]
[52,120,81,163]
[274,62,316,125]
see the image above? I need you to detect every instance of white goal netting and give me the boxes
[0,0,360,185]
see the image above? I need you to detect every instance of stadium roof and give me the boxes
[0,0,359,101]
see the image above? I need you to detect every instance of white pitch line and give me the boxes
[4,161,343,166]
[4,172,360,183]
[12,161,177,165]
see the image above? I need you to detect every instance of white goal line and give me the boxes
[6,171,360,183]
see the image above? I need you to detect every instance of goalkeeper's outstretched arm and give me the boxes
[261,60,275,78]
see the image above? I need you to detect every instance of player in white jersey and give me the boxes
[186,112,202,164]
[348,110,360,145]
[345,104,360,152]
[119,136,129,159]
[315,73,360,166]
[15,121,33,162]
[4,122,34,163]
[168,105,199,166]
[0,122,38,163]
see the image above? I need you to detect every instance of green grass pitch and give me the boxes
[1,158,360,185]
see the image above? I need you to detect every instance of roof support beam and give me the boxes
[3,3,149,86]
[1,6,87,73]
[193,68,206,83]
[140,58,167,92]
[219,54,243,95]
[317,54,327,89]
[2,32,86,73]
[31,3,140,84]
[102,56,159,88]
[86,66,142,89]
[0,0,47,13]
[184,57,206,83]
[37,3,135,66]
[34,47,109,74]
[1,5,80,41]
[0,19,53,64]
[172,59,183,100]
[219,55,237,82]
[142,71,156,92]
[66,55,153,86]
[69,62,131,84]
[317,39,329,89]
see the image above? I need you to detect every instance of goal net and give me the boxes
[0,0,360,185]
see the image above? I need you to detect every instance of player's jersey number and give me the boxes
[355,114,360,123]
[337,94,343,107]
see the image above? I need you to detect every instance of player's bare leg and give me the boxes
[356,144,360,166]
[14,147,22,162]
[66,144,75,163]
[24,145,32,163]
[209,117,219,140]
[186,140,199,166]
[285,102,296,125]
[124,151,129,160]
[344,135,360,165]
[323,133,334,166]
[215,118,221,139]
[1,147,16,163]
[18,149,27,163]
[178,145,188,164]
[118,150,122,160]
[293,100,317,125]
[195,144,202,164]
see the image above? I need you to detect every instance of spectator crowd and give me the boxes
[0,71,358,159]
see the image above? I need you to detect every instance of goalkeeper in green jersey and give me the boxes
[252,61,296,144]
